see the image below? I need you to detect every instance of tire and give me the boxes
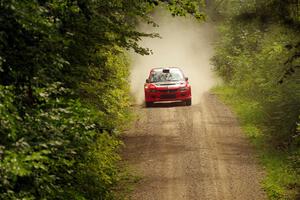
[185,99,192,106]
[145,102,153,107]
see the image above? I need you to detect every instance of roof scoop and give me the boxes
[162,68,170,73]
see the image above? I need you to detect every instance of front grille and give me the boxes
[160,94,176,99]
[158,83,176,86]
[160,89,178,93]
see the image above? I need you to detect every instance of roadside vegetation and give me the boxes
[0,0,204,199]
[210,0,300,199]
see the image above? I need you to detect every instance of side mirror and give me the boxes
[146,79,150,83]
[185,77,189,81]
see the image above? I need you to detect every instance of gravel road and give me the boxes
[122,93,266,200]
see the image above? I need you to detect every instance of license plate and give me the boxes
[160,94,176,99]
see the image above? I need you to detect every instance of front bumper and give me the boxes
[145,90,191,103]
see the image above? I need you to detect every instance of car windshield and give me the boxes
[149,69,184,83]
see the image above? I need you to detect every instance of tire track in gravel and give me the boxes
[122,93,266,200]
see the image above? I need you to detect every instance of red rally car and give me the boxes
[144,67,192,107]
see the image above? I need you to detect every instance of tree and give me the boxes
[0,0,205,199]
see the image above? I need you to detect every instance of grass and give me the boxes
[212,85,300,200]
[113,163,142,200]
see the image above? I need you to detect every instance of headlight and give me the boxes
[179,87,187,92]
[149,89,157,93]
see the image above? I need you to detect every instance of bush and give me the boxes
[212,17,300,147]
[0,1,205,199]
[211,0,300,198]
[0,84,123,199]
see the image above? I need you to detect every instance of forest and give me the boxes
[0,0,299,199]
[0,0,203,199]
[211,0,300,199]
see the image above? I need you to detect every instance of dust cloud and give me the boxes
[130,10,216,105]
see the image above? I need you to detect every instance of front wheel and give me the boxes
[145,102,153,107]
[185,99,192,106]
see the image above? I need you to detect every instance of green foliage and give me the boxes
[165,0,206,20]
[79,46,133,131]
[261,152,299,200]
[213,86,300,200]
[0,0,205,199]
[0,0,204,88]
[0,84,124,199]
[212,1,300,146]
[76,133,123,200]
[212,0,300,199]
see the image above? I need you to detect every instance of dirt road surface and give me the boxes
[122,93,266,200]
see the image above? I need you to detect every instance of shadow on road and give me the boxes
[144,102,188,108]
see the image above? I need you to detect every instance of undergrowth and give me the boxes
[212,86,300,200]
